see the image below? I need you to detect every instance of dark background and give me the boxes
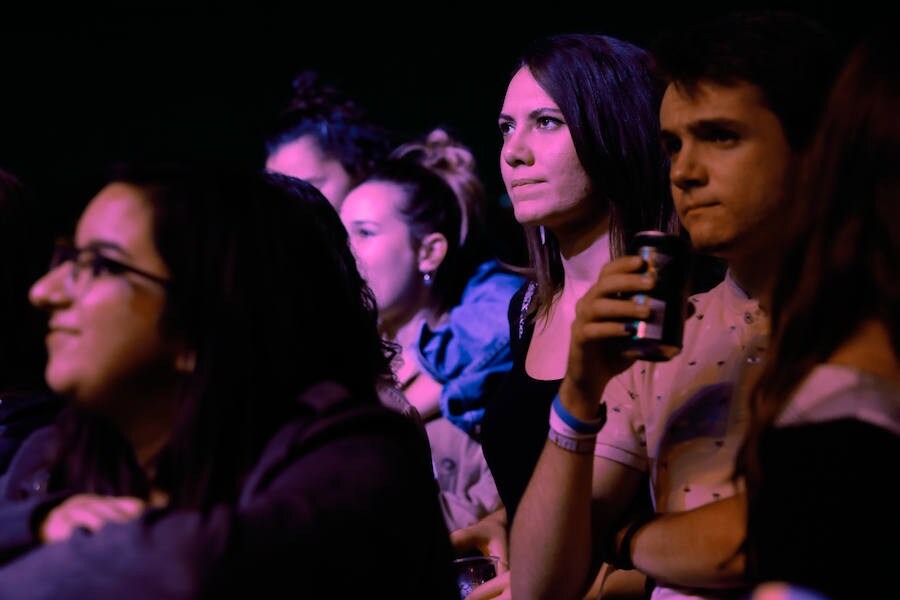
[0,3,873,244]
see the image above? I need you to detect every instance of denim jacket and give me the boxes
[416,260,526,436]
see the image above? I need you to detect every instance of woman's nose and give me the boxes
[29,263,73,310]
[502,130,534,168]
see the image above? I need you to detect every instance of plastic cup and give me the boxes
[452,555,500,599]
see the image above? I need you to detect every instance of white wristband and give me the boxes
[547,429,596,454]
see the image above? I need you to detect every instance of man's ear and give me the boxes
[417,232,448,275]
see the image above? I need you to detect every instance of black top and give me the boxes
[481,282,562,523]
[746,419,899,599]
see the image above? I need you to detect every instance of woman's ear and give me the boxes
[417,232,448,274]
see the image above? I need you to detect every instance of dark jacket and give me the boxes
[0,381,458,599]
[0,391,61,476]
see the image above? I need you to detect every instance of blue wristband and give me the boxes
[552,394,606,434]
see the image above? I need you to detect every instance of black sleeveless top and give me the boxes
[480,282,562,523]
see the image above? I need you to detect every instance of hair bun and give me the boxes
[393,128,476,175]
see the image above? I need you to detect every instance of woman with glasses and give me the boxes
[0,163,457,599]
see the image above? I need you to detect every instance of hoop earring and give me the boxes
[539,225,547,246]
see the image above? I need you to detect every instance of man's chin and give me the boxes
[686,237,732,259]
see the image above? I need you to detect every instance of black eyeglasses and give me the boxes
[49,240,172,294]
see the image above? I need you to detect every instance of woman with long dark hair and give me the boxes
[741,32,900,599]
[461,33,678,598]
[0,164,456,599]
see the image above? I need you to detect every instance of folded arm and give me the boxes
[627,492,746,589]
[0,427,451,599]
[511,443,643,600]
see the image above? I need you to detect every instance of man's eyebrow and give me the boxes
[688,118,745,135]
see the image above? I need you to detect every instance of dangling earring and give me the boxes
[423,271,433,286]
[175,349,197,374]
[539,225,547,246]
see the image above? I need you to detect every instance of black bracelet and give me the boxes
[610,513,654,571]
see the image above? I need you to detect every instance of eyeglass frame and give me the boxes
[48,238,173,292]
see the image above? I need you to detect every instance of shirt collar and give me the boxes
[720,268,764,318]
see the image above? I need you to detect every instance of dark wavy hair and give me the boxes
[509,33,678,317]
[264,70,397,186]
[49,164,394,509]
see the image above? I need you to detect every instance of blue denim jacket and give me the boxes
[416,260,526,436]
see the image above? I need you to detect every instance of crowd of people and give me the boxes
[0,9,893,600]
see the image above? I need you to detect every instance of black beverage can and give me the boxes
[623,230,688,361]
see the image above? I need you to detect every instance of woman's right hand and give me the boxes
[466,570,511,600]
[450,508,509,572]
[40,493,146,544]
[561,255,654,419]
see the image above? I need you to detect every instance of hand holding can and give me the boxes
[622,231,689,362]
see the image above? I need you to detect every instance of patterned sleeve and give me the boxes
[593,367,648,471]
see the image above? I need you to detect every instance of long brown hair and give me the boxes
[507,34,678,319]
[740,30,900,536]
